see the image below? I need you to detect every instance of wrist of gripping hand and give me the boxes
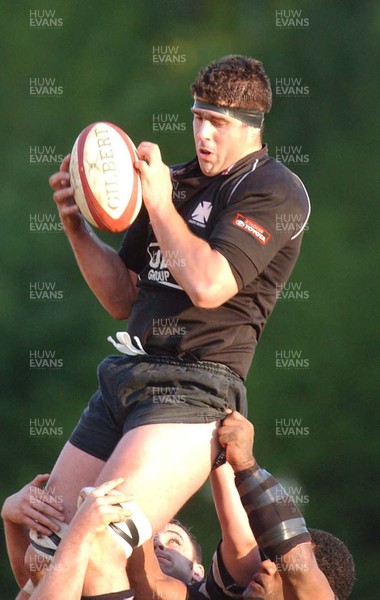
[78,488,152,559]
[29,518,70,560]
[29,490,152,563]
[235,466,311,561]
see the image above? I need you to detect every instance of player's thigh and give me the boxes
[46,441,105,521]
[95,421,220,531]
[25,443,105,584]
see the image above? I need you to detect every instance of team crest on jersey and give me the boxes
[233,213,272,245]
[145,242,183,290]
[189,201,213,228]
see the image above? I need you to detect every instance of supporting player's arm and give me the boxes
[210,463,260,587]
[1,474,64,588]
[49,155,138,319]
[219,411,335,599]
[30,479,131,600]
[135,143,238,308]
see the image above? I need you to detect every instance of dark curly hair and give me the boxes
[191,55,272,113]
[309,528,356,599]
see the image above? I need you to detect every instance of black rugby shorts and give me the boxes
[69,355,247,461]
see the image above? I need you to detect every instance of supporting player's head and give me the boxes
[191,55,272,115]
[309,528,356,600]
[154,519,204,584]
[190,55,272,176]
[243,559,283,598]
[244,529,355,600]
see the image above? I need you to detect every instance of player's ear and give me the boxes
[191,562,205,582]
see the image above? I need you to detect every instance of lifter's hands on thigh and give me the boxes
[1,474,64,537]
[218,411,256,473]
[74,478,134,539]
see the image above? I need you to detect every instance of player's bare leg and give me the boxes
[25,421,219,587]
[95,421,220,532]
[25,442,105,586]
[42,442,106,521]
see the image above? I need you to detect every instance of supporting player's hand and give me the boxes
[218,411,256,473]
[0,474,64,536]
[73,478,134,538]
[49,154,84,234]
[135,142,173,214]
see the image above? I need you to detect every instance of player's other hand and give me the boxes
[1,474,64,536]
[135,142,173,214]
[49,154,84,233]
[73,478,134,538]
[218,411,256,473]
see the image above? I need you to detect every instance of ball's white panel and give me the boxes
[82,123,135,221]
[69,135,97,227]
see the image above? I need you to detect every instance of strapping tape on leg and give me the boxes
[78,487,152,558]
[22,578,35,595]
[29,518,69,561]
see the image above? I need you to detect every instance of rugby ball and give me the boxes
[69,122,142,232]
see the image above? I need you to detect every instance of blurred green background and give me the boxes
[1,0,379,597]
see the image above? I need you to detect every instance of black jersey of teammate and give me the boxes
[118,145,310,379]
[186,542,246,600]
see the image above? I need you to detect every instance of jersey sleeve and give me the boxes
[118,204,150,274]
[209,171,310,290]
[197,541,246,600]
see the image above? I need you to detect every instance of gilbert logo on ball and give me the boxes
[69,122,142,232]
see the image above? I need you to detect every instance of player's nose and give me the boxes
[196,118,212,141]
[153,536,164,551]
[259,559,277,576]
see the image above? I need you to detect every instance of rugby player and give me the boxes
[25,54,311,590]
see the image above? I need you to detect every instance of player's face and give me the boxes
[154,523,197,584]
[192,105,260,176]
[243,560,284,600]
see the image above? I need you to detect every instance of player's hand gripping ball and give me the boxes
[69,122,142,232]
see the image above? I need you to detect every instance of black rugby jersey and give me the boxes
[118,145,310,379]
[186,542,245,600]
